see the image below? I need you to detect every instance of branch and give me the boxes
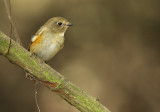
[0,31,111,112]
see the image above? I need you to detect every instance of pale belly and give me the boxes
[36,37,64,61]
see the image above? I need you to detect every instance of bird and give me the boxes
[28,17,72,62]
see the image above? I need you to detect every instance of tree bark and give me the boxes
[0,31,111,112]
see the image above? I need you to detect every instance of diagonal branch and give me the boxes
[0,31,111,112]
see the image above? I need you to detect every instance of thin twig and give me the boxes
[4,0,12,56]
[4,0,22,46]
[34,81,41,112]
[8,0,13,38]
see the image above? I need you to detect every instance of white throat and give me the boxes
[58,33,64,37]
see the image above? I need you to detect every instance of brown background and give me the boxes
[0,0,160,112]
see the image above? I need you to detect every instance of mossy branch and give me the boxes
[0,31,111,112]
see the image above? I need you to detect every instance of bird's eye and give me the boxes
[57,22,62,26]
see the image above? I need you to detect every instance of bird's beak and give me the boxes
[67,23,73,26]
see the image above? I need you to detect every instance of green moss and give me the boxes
[0,31,111,112]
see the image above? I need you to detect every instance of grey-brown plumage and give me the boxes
[29,17,72,61]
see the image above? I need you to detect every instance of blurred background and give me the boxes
[0,0,160,112]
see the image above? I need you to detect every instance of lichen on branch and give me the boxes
[0,31,111,112]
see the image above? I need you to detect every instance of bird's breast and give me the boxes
[40,35,64,61]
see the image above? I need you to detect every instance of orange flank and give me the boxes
[30,33,43,50]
